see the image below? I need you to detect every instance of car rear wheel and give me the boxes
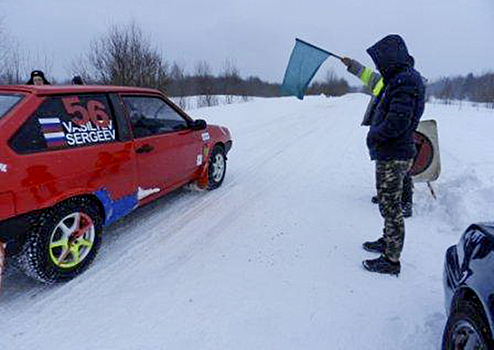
[207,145,226,190]
[16,197,102,283]
[442,299,493,350]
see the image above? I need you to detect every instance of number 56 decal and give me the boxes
[62,97,111,128]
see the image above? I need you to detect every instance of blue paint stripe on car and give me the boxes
[94,188,138,226]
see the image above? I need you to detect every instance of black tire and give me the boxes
[16,197,103,283]
[442,299,493,349]
[207,145,227,190]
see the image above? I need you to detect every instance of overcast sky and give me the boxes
[1,0,493,83]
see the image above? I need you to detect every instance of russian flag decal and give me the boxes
[39,117,67,148]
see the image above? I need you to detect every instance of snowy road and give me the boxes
[2,95,494,349]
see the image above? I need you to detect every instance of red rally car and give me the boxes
[0,85,232,284]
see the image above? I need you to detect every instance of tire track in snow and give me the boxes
[0,100,328,309]
[91,110,328,282]
[0,97,347,334]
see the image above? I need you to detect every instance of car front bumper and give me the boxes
[443,244,461,314]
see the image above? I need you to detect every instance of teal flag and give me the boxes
[281,39,333,100]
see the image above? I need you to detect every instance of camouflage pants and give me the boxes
[375,159,413,261]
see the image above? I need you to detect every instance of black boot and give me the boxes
[362,255,400,276]
[362,237,386,254]
[402,202,413,218]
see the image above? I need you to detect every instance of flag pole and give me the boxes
[295,38,342,60]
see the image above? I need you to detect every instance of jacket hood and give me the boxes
[366,35,414,82]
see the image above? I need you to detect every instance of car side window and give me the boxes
[10,94,117,153]
[122,96,189,138]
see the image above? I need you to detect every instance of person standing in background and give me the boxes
[26,70,51,85]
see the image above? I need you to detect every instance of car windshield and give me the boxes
[0,93,24,119]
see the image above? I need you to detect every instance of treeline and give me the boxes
[167,72,349,98]
[7,19,494,107]
[427,73,494,106]
[0,20,494,108]
[306,70,350,97]
[167,71,282,98]
[0,21,350,103]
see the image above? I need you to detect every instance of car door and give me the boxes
[121,94,203,194]
[7,93,138,221]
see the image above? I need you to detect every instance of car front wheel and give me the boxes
[207,145,227,190]
[442,299,493,349]
[16,197,103,283]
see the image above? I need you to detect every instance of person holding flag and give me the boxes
[340,54,414,218]
[347,35,425,275]
[280,35,425,275]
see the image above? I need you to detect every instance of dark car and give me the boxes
[442,223,494,349]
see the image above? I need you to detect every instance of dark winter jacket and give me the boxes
[365,35,425,161]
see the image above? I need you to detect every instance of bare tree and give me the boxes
[74,21,169,90]
[69,55,94,84]
[169,61,189,109]
[307,69,349,97]
[2,43,23,84]
[0,19,20,83]
[0,19,8,79]
[25,49,54,81]
[436,77,454,104]
[221,59,241,104]
[195,60,217,107]
[0,19,53,84]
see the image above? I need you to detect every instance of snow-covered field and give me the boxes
[2,94,494,350]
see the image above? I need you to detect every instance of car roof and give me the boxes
[0,85,162,96]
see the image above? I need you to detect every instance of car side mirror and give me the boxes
[192,119,207,130]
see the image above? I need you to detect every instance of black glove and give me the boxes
[341,57,352,67]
